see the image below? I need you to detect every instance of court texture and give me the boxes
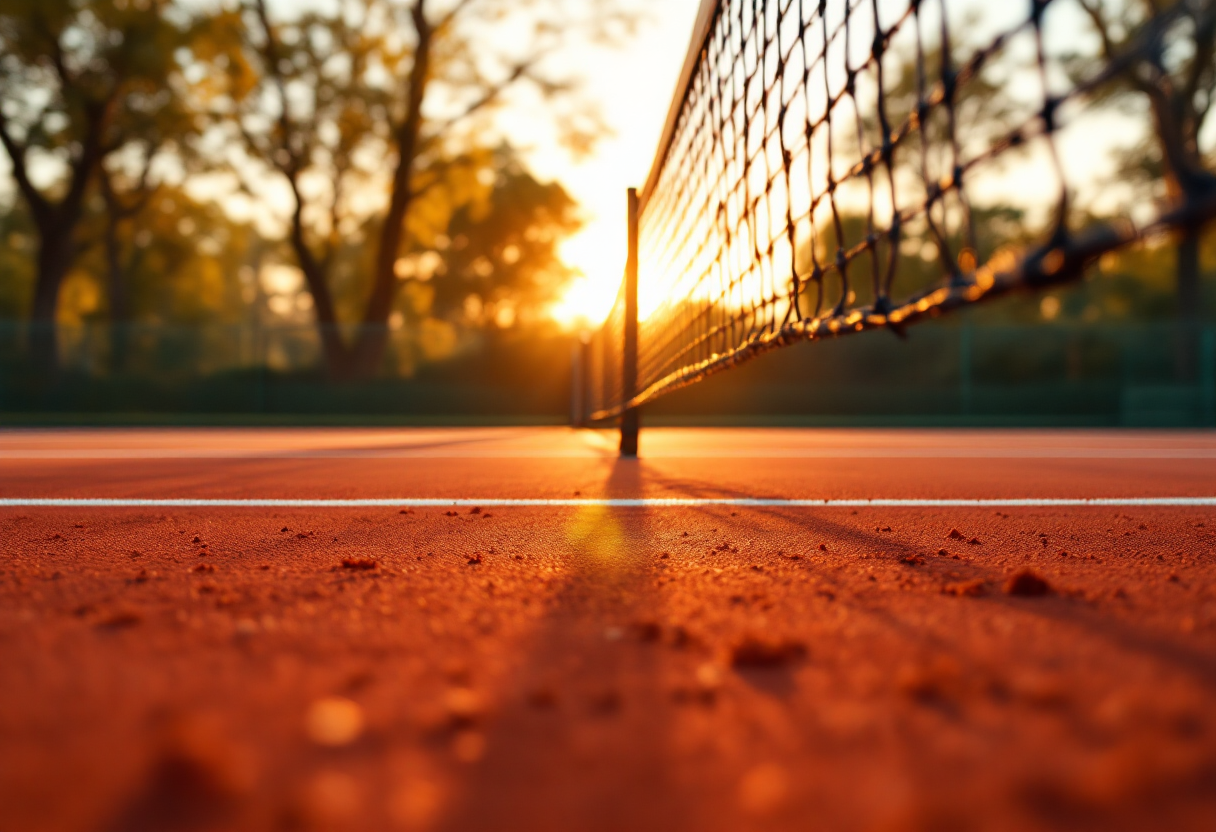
[1,426,1214,832]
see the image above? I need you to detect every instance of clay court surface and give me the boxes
[1,427,1215,832]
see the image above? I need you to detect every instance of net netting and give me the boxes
[584,0,1216,422]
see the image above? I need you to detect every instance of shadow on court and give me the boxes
[435,459,688,832]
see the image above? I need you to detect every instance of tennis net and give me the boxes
[582,0,1216,428]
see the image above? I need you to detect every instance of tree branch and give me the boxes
[407,150,479,199]
[424,58,537,140]
[0,108,49,223]
[321,173,344,272]
[61,98,114,216]
[42,21,77,93]
[362,0,435,328]
[252,0,301,176]
[1076,0,1117,62]
[433,0,479,33]
[1182,6,1216,134]
[100,141,160,219]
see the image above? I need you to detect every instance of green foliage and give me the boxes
[0,0,191,152]
[86,186,261,325]
[210,0,635,377]
[0,201,35,317]
[0,0,242,366]
[1066,0,1216,198]
[0,186,264,326]
[427,149,581,329]
[973,228,1216,326]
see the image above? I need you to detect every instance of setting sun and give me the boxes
[511,5,697,331]
[550,228,629,329]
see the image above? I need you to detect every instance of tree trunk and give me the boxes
[105,214,132,373]
[29,228,74,374]
[295,247,352,381]
[3,98,109,376]
[1176,228,1202,381]
[304,273,353,382]
[277,187,353,381]
[316,319,353,382]
[347,6,434,379]
[1177,228,1201,321]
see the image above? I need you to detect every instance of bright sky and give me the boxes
[521,1,700,331]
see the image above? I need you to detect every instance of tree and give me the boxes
[96,69,207,368]
[0,197,36,320]
[63,182,265,329]
[1074,0,1216,320]
[223,0,630,379]
[97,146,156,369]
[0,0,208,369]
[426,148,581,330]
[97,185,260,328]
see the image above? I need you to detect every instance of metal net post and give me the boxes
[620,187,641,457]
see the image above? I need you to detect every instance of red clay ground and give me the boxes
[1,428,1214,832]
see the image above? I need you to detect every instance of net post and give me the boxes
[570,333,586,427]
[620,187,641,457]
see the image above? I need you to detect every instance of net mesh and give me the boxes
[585,0,1216,422]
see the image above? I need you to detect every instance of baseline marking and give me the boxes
[3,448,1216,459]
[1,498,1214,508]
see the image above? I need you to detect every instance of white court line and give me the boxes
[1,497,1214,508]
[3,448,1216,459]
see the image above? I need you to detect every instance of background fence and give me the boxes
[1,320,1213,426]
[638,321,1216,427]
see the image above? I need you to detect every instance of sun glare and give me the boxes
[550,226,626,330]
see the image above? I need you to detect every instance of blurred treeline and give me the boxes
[0,0,1213,419]
[0,0,633,382]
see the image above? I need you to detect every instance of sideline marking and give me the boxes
[1,498,1214,508]
[3,448,1216,459]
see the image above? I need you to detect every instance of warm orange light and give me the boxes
[550,224,627,329]
[551,273,615,329]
